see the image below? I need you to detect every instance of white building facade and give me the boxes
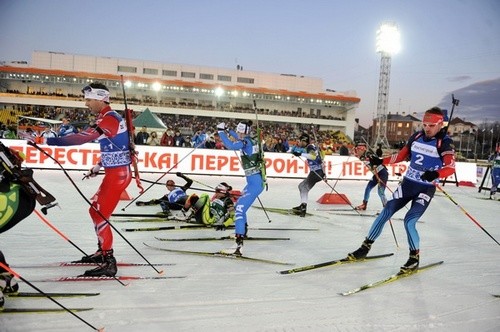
[1,51,360,137]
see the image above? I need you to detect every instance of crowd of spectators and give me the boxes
[4,104,353,154]
[2,88,346,121]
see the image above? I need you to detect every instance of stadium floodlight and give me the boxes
[373,22,401,149]
[376,23,401,55]
[152,82,162,91]
[214,87,224,97]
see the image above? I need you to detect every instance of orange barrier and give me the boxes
[317,193,351,205]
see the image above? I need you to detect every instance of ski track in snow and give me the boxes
[1,171,499,332]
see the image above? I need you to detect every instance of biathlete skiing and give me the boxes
[46,82,132,277]
[217,120,265,255]
[347,107,456,273]
[1,141,55,309]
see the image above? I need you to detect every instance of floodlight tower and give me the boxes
[373,22,400,148]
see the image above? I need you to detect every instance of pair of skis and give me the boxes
[144,243,293,266]
[154,235,290,242]
[111,212,195,223]
[279,253,444,295]
[252,206,328,219]
[147,243,444,295]
[122,224,318,232]
[12,261,183,283]
[3,291,99,314]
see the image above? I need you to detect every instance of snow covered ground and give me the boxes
[1,170,499,332]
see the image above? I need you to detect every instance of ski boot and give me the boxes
[0,272,19,294]
[400,250,420,274]
[292,203,307,217]
[181,207,194,220]
[0,288,4,311]
[72,247,104,264]
[81,250,117,277]
[1,272,19,309]
[347,238,373,260]
[159,202,173,217]
[354,200,367,211]
[233,235,244,256]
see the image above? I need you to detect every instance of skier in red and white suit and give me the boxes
[47,82,131,276]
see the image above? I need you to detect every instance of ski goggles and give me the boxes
[82,85,110,102]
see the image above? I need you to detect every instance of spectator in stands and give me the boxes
[58,117,77,137]
[173,130,186,147]
[275,138,287,152]
[184,135,193,147]
[205,131,216,149]
[40,126,57,143]
[192,130,207,148]
[147,131,160,146]
[160,130,174,146]
[2,126,16,139]
[135,126,149,145]
[214,133,225,149]
[263,137,275,152]
[339,142,350,156]
[280,134,290,152]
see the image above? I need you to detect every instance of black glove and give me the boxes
[135,201,146,206]
[420,170,439,182]
[368,154,383,167]
[176,172,182,177]
[292,151,302,157]
[0,176,11,192]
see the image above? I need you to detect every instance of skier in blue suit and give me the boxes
[217,121,265,255]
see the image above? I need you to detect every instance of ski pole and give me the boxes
[190,178,215,190]
[257,196,272,223]
[33,209,127,287]
[253,100,268,192]
[121,75,144,194]
[186,178,243,200]
[293,154,359,212]
[34,209,88,257]
[133,182,243,201]
[122,139,206,210]
[0,263,104,331]
[27,141,164,274]
[360,161,399,248]
[436,184,499,246]
[358,137,402,247]
[328,154,350,195]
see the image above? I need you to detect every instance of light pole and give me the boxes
[374,22,401,149]
[459,129,463,153]
[481,129,486,158]
[474,129,479,161]
[466,132,471,158]
[490,127,494,154]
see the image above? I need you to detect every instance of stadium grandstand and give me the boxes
[0,51,360,150]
